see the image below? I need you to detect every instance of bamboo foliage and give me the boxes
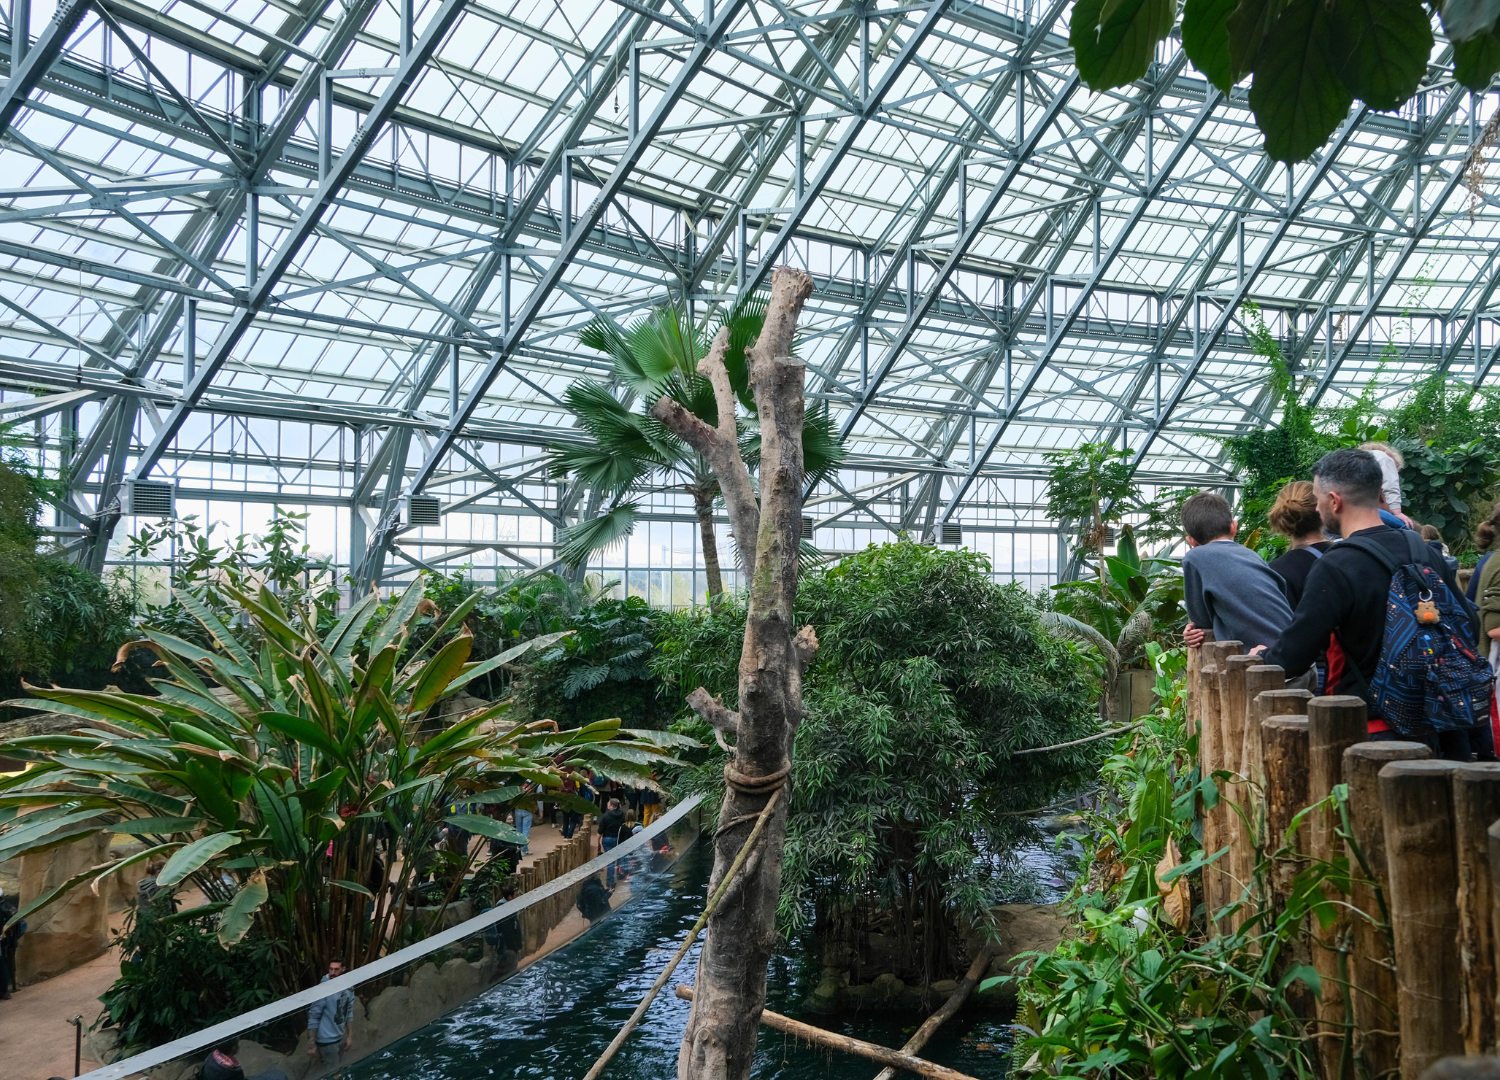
[0,574,690,991]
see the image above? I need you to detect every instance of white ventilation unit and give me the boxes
[801,516,814,540]
[404,494,443,527]
[125,480,174,517]
[940,522,963,545]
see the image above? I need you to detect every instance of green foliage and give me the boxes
[1044,442,1142,555]
[0,573,688,994]
[0,453,136,710]
[511,595,672,730]
[1006,651,1385,1080]
[658,542,1101,980]
[1073,0,1441,162]
[98,903,281,1050]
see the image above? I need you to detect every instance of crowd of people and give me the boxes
[1180,445,1500,760]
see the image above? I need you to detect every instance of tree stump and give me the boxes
[1380,759,1465,1080]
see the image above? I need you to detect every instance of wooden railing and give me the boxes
[1187,633,1500,1080]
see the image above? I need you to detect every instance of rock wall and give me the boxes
[16,830,111,984]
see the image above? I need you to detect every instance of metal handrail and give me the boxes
[78,793,704,1080]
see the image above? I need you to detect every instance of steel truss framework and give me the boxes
[1,0,1497,590]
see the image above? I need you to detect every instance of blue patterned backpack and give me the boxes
[1339,530,1493,735]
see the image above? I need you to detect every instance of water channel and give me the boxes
[348,832,1078,1080]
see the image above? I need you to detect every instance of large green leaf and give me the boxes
[1328,0,1432,111]
[105,780,189,816]
[324,592,380,670]
[254,779,308,859]
[109,815,203,836]
[13,843,171,923]
[1071,0,1179,90]
[217,871,269,947]
[1248,0,1354,162]
[445,631,571,696]
[1454,29,1500,89]
[157,831,240,887]
[0,807,104,864]
[258,711,345,761]
[405,632,474,716]
[173,589,255,670]
[15,686,161,729]
[1182,0,1237,90]
[1226,0,1285,81]
[370,579,427,659]
[445,813,527,844]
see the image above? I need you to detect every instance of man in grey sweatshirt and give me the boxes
[1179,492,1293,651]
[306,958,356,1068]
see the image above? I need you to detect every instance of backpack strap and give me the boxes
[1334,532,1402,574]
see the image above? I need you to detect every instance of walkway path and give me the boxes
[0,822,582,1080]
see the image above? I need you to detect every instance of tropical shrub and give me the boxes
[0,574,689,1000]
[99,902,282,1048]
[0,454,136,709]
[659,541,1101,982]
[510,595,672,730]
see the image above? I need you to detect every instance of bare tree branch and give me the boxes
[687,687,740,735]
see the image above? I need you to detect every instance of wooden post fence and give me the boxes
[1380,758,1465,1080]
[1451,763,1500,1055]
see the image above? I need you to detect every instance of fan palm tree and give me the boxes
[548,300,843,600]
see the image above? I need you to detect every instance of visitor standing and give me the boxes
[559,771,583,839]
[639,783,661,827]
[1266,481,1331,609]
[599,798,626,887]
[1180,492,1294,652]
[1469,503,1500,602]
[1261,449,1487,758]
[202,1039,289,1080]
[512,785,535,857]
[306,958,356,1068]
[0,891,22,1000]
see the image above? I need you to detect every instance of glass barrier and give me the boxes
[78,795,704,1080]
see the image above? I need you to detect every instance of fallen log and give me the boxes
[871,946,998,1080]
[673,985,982,1080]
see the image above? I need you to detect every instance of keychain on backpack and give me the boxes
[1416,591,1442,625]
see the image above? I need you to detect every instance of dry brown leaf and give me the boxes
[1157,836,1191,932]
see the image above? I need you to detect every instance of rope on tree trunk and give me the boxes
[579,779,785,1080]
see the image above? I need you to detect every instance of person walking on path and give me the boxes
[1179,491,1294,652]
[0,891,23,1000]
[306,959,356,1068]
[599,799,626,887]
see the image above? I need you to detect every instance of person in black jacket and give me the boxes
[1259,449,1485,760]
[199,1039,288,1080]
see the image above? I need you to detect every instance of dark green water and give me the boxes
[347,842,1027,1080]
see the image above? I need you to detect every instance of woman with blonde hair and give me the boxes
[1266,480,1330,609]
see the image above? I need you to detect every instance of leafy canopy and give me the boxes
[1071,0,1461,163]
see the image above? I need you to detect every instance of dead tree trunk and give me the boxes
[653,266,819,1080]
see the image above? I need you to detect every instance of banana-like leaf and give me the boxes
[258,711,345,761]
[152,683,246,731]
[109,816,203,835]
[327,878,373,898]
[324,592,380,671]
[404,632,474,716]
[13,843,172,923]
[168,722,239,757]
[157,831,240,888]
[217,871,269,947]
[425,590,486,649]
[254,779,308,859]
[370,580,426,659]
[14,686,161,729]
[172,589,255,670]
[444,631,571,697]
[412,714,490,766]
[445,813,526,844]
[294,662,344,738]
[1039,610,1121,669]
[105,780,190,816]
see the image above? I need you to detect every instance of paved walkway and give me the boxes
[0,822,585,1080]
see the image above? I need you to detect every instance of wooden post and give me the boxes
[1186,629,1214,743]
[1202,641,1242,932]
[1222,655,1256,923]
[1380,759,1465,1080]
[1241,666,1290,791]
[1451,763,1500,1055]
[1261,715,1311,913]
[1487,820,1500,1059]
[1306,696,1369,1080]
[1343,741,1431,1080]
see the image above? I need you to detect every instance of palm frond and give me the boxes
[625,307,705,389]
[1114,607,1155,665]
[1039,610,1120,669]
[545,443,647,492]
[556,503,640,569]
[714,294,768,406]
[555,382,679,466]
[801,400,846,486]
